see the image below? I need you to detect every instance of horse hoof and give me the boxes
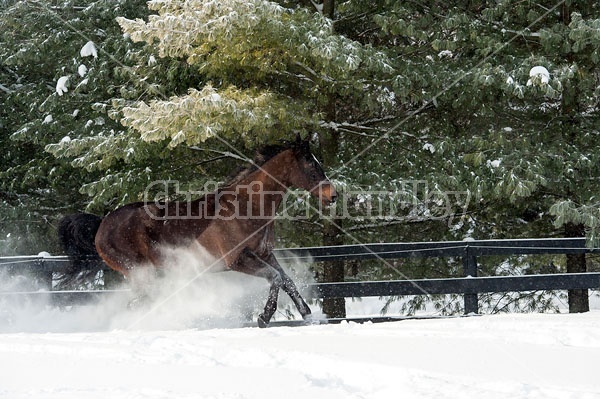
[257,314,269,328]
[127,294,149,310]
[302,314,323,326]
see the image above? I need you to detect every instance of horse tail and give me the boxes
[56,213,104,288]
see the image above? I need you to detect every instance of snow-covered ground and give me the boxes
[2,308,600,398]
[1,267,600,399]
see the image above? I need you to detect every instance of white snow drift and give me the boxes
[1,313,600,399]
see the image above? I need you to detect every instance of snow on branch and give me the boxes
[56,76,69,96]
[80,41,98,58]
[0,83,13,94]
[120,85,303,148]
[116,0,393,79]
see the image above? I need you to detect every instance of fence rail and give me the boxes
[1,238,599,314]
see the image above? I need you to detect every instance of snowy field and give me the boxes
[1,313,600,398]
[1,267,600,398]
[1,295,600,398]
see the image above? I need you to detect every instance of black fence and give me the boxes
[1,238,599,314]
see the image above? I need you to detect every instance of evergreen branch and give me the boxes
[345,216,452,232]
[187,146,249,162]
[293,61,334,83]
[334,11,371,26]
[170,155,231,173]
[275,70,315,85]
[336,128,379,138]
[0,65,20,81]
[491,22,542,38]
[321,117,423,140]
[0,83,13,94]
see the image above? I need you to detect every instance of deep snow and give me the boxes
[1,265,600,398]
[1,310,600,398]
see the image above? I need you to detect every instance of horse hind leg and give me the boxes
[246,261,283,328]
[257,276,281,328]
[231,250,280,327]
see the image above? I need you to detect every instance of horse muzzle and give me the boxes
[317,182,337,206]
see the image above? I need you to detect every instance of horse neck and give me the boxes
[232,156,291,214]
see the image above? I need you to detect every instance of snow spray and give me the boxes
[0,245,321,332]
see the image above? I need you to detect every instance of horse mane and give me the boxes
[224,141,299,186]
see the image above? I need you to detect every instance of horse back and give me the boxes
[95,200,215,274]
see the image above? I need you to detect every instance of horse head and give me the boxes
[287,135,337,206]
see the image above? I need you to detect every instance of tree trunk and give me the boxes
[322,218,346,318]
[323,0,335,19]
[565,223,589,313]
[559,4,588,313]
[306,0,343,318]
[319,88,345,318]
[320,132,345,318]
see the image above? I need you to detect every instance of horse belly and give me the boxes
[194,223,245,268]
[195,221,273,269]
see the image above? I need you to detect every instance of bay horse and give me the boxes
[59,137,336,327]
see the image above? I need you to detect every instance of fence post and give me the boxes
[565,226,589,313]
[462,245,478,314]
[35,258,53,290]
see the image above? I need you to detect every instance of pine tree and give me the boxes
[4,0,599,315]
[34,0,412,255]
[359,1,600,312]
[0,0,152,252]
[49,0,397,316]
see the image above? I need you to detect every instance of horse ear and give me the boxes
[299,135,311,154]
[291,133,310,155]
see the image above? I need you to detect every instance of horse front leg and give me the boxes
[232,249,312,327]
[245,251,312,323]
[263,253,312,321]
